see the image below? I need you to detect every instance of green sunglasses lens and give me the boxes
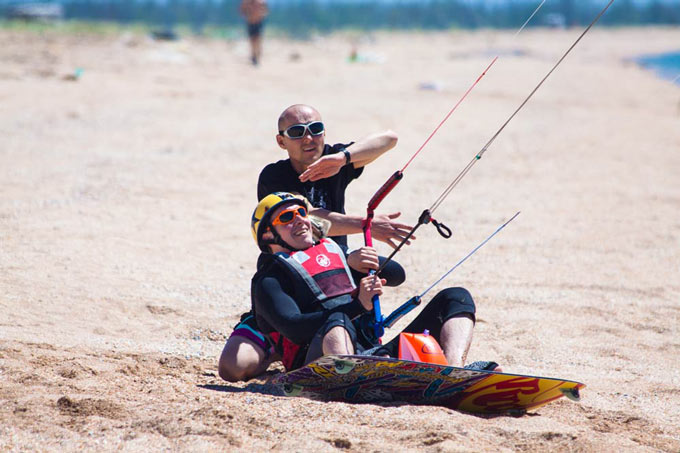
[308,122,324,135]
[285,125,306,138]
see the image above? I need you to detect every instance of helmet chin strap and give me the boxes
[267,227,302,253]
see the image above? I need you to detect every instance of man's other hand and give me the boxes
[371,212,416,249]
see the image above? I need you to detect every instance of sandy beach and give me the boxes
[1,25,679,451]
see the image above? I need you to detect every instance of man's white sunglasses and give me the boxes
[279,121,325,139]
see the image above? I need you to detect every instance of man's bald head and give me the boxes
[277,104,322,132]
[274,104,326,173]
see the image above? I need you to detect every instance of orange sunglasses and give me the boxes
[270,206,308,226]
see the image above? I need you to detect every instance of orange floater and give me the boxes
[398,331,448,365]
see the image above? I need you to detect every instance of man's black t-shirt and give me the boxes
[257,142,364,248]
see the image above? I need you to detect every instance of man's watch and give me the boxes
[343,149,351,165]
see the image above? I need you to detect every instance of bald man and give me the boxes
[259,104,413,250]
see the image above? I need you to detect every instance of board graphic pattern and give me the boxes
[275,355,585,414]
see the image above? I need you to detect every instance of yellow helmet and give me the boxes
[251,192,307,252]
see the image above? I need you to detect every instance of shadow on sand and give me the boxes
[198,372,537,419]
[198,370,285,396]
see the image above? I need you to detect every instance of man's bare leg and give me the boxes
[218,336,272,382]
[322,326,354,355]
[439,315,475,367]
[440,315,502,371]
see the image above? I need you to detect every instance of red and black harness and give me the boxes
[257,238,357,371]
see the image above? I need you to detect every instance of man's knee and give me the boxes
[218,336,266,382]
[436,287,476,317]
[378,258,406,287]
[218,355,245,382]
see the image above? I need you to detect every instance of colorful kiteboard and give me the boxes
[274,355,584,414]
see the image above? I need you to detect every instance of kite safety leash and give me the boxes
[382,211,520,329]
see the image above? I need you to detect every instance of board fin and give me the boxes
[560,387,581,401]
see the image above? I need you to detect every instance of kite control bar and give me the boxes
[363,170,404,338]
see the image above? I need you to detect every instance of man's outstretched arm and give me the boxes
[299,130,398,182]
[311,208,415,249]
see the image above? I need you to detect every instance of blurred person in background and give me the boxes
[240,0,268,65]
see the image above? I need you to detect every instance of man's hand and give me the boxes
[347,246,379,273]
[299,153,345,182]
[357,274,385,311]
[371,212,416,249]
